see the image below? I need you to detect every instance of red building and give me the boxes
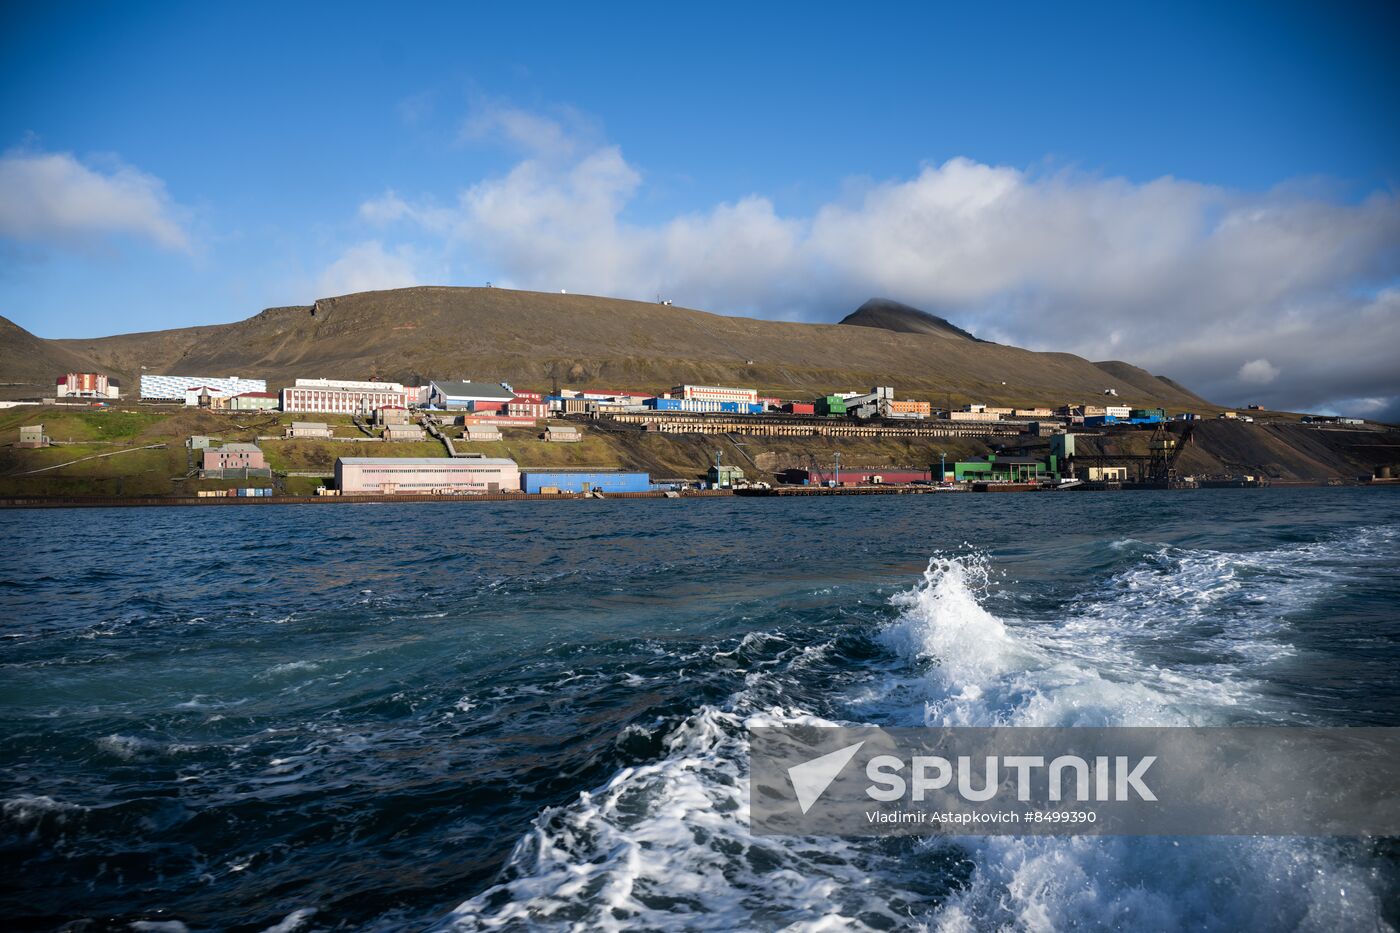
[507,397,549,419]
[781,402,816,415]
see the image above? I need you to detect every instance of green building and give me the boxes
[952,454,1055,483]
[708,464,746,487]
[815,395,847,416]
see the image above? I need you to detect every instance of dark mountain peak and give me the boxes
[839,298,982,342]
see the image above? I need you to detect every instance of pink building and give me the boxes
[335,457,520,495]
[202,443,266,471]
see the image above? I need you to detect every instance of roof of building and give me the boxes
[220,442,262,452]
[291,421,330,429]
[337,457,517,466]
[234,391,278,398]
[546,424,580,432]
[430,380,514,400]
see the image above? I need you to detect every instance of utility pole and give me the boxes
[833,450,841,487]
[940,451,946,484]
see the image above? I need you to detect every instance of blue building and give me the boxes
[521,470,653,494]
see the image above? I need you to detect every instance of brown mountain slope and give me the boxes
[839,297,985,342]
[4,287,1211,409]
[0,317,108,389]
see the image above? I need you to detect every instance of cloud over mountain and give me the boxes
[351,107,1400,416]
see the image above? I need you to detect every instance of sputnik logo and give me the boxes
[788,741,865,813]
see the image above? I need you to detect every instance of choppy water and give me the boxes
[2,489,1398,932]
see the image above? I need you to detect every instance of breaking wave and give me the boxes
[446,529,1398,931]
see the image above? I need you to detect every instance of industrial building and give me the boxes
[521,470,652,494]
[141,375,266,401]
[280,378,418,414]
[56,373,120,399]
[335,457,520,494]
[427,380,515,410]
[286,422,334,439]
[644,396,762,414]
[837,387,932,420]
[953,455,1053,483]
[708,463,745,487]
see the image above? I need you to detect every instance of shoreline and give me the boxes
[1,479,1387,510]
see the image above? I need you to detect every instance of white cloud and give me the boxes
[355,109,1400,415]
[0,148,190,251]
[1237,359,1280,385]
[317,241,423,297]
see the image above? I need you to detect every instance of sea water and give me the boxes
[1,489,1397,931]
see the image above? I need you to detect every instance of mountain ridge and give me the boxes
[1,287,1211,409]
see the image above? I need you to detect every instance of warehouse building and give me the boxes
[427,380,515,411]
[521,470,652,494]
[141,375,265,401]
[335,457,519,494]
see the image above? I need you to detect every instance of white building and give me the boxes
[670,384,759,405]
[280,378,418,414]
[141,375,266,401]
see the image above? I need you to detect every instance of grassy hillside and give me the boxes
[2,287,1209,411]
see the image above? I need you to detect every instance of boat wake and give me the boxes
[444,532,1399,931]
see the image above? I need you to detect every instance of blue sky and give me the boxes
[1,0,1398,415]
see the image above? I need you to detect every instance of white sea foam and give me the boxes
[445,530,1398,932]
[260,907,317,933]
[2,794,85,825]
[871,543,1394,931]
[97,734,196,760]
